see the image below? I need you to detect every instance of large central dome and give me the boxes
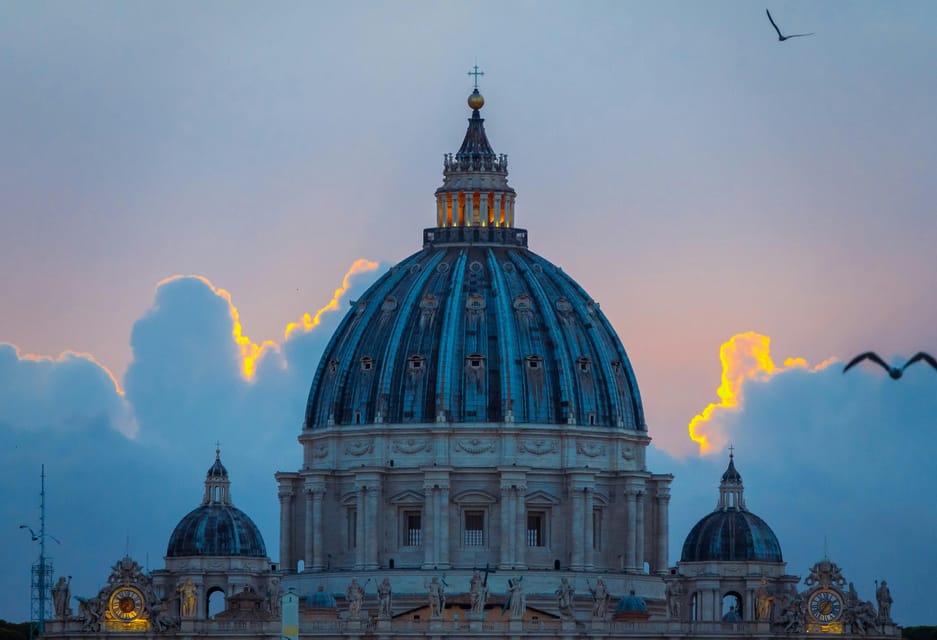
[304,90,645,431]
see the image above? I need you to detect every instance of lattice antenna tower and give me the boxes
[21,465,55,638]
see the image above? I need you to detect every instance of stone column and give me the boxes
[464,190,472,226]
[355,486,366,569]
[583,488,594,570]
[480,191,489,226]
[277,482,294,573]
[493,193,503,227]
[500,483,513,569]
[304,488,315,570]
[366,484,380,569]
[625,485,638,572]
[635,491,645,572]
[423,487,435,569]
[514,487,526,569]
[439,486,450,569]
[656,491,670,573]
[570,487,584,570]
[312,490,324,570]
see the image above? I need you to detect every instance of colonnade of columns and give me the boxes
[422,470,451,569]
[277,469,670,575]
[436,191,516,228]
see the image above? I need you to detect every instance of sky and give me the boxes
[1,0,936,626]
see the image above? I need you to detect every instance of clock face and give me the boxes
[109,587,145,622]
[808,589,843,624]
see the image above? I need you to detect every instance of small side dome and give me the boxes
[166,450,268,558]
[681,452,782,563]
[681,510,782,562]
[616,591,648,612]
[306,585,337,609]
[167,504,268,558]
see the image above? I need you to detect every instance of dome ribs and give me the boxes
[513,253,577,425]
[303,248,647,431]
[373,250,445,424]
[486,248,520,422]
[434,250,468,423]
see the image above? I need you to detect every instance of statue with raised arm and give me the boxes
[377,578,393,619]
[590,578,610,618]
[469,571,487,615]
[345,578,365,619]
[555,577,575,619]
[427,576,445,617]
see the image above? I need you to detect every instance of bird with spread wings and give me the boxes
[843,352,937,379]
[766,8,814,42]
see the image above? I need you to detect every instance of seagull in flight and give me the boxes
[843,352,937,379]
[766,8,814,41]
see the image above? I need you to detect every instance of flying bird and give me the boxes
[766,8,814,41]
[843,351,937,379]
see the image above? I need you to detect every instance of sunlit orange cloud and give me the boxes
[9,344,126,396]
[284,258,379,339]
[688,331,836,455]
[158,259,379,381]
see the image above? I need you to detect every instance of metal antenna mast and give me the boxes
[21,465,57,639]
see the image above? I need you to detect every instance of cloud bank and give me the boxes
[1,260,380,623]
[2,292,935,625]
[658,333,937,625]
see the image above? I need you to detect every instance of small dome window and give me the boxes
[328,359,339,374]
[421,294,439,310]
[556,298,572,312]
[577,357,591,373]
[408,355,426,371]
[466,294,486,310]
[410,263,422,274]
[466,354,485,369]
[611,360,622,373]
[469,261,483,274]
[513,294,531,310]
[382,296,398,312]
[526,355,543,370]
[360,356,374,372]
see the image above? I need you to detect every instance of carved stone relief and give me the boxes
[456,438,495,454]
[519,439,558,455]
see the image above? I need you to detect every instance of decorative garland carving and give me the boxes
[392,438,431,454]
[311,444,329,459]
[345,440,374,456]
[576,441,606,457]
[518,439,558,455]
[456,438,495,454]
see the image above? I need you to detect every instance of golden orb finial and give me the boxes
[468,88,485,110]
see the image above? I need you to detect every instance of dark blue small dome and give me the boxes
[306,588,337,609]
[167,505,267,558]
[681,510,782,563]
[616,592,648,612]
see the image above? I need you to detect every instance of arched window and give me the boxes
[207,587,225,618]
[722,592,743,620]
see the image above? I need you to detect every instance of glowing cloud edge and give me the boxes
[687,331,836,455]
